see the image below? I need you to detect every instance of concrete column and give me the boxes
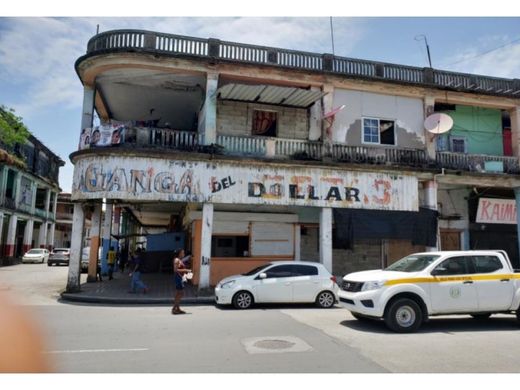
[294,224,301,261]
[101,201,113,273]
[67,203,85,293]
[81,86,96,131]
[319,207,333,273]
[424,180,439,251]
[510,106,520,158]
[44,189,51,214]
[424,96,436,160]
[13,172,21,206]
[0,213,4,255]
[47,222,55,251]
[30,182,37,214]
[23,219,34,253]
[38,222,48,248]
[321,84,334,156]
[309,87,323,141]
[6,214,17,258]
[87,203,102,283]
[202,72,219,145]
[514,188,520,264]
[0,167,7,205]
[199,203,214,290]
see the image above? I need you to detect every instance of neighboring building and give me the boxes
[67,29,520,292]
[0,134,64,265]
[55,193,92,249]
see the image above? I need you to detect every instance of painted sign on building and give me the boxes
[476,198,517,224]
[72,156,419,211]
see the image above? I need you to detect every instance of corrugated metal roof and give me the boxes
[217,83,326,108]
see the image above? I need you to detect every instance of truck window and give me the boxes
[472,256,503,273]
[432,256,472,276]
[385,254,440,272]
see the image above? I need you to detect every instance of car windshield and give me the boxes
[28,249,44,254]
[385,254,440,272]
[242,264,271,276]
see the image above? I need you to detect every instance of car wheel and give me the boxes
[232,291,253,310]
[384,298,423,333]
[471,313,491,320]
[47,262,52,267]
[316,291,335,308]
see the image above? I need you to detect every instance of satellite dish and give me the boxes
[424,113,453,135]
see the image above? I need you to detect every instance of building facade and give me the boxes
[67,29,520,292]
[0,134,64,265]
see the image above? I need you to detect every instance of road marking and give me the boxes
[45,348,149,354]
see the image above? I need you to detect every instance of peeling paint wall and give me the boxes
[332,89,425,148]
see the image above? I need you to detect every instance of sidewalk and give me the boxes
[60,271,215,305]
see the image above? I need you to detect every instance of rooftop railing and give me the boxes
[83,29,520,98]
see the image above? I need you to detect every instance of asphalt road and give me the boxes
[2,262,520,374]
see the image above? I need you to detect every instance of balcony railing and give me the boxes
[83,30,520,98]
[332,144,429,166]
[436,152,520,174]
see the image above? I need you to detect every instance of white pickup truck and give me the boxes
[339,250,520,332]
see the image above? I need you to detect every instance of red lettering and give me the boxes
[480,200,491,220]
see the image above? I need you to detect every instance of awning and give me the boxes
[216,83,327,108]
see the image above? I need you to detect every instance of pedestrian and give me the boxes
[107,246,116,280]
[119,244,129,273]
[129,248,148,294]
[172,249,192,315]
[96,262,103,282]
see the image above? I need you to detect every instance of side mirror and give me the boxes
[258,273,267,280]
[431,267,446,276]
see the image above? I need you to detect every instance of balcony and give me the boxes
[436,152,520,174]
[81,29,520,98]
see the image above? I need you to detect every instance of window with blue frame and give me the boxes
[363,118,395,145]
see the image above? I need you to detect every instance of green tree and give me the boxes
[0,105,30,148]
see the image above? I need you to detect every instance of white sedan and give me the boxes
[22,248,50,264]
[215,261,339,309]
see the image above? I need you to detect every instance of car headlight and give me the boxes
[361,280,386,291]
[221,280,236,289]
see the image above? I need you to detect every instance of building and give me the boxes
[54,192,92,249]
[0,134,64,265]
[67,29,520,292]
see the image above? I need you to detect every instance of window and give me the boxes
[472,256,503,273]
[252,110,277,137]
[211,235,249,257]
[450,137,467,153]
[433,256,472,276]
[362,118,395,145]
[292,264,318,276]
[264,265,295,278]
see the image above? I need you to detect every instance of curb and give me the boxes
[60,292,215,305]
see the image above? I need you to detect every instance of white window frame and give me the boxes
[361,117,396,146]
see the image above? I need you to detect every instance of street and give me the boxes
[1,263,520,374]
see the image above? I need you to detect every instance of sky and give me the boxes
[1,1,520,193]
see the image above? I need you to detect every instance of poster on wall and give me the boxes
[476,198,517,224]
[20,177,33,206]
[78,128,91,150]
[90,121,126,147]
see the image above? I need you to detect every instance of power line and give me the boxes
[444,37,520,66]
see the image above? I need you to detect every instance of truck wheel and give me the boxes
[384,298,423,333]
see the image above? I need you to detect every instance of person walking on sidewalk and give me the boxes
[172,249,191,315]
[107,246,117,280]
[129,248,148,294]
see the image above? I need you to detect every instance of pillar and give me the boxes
[309,87,323,141]
[319,207,333,273]
[81,86,96,131]
[47,222,55,251]
[101,201,113,273]
[44,189,51,214]
[514,188,520,265]
[87,203,102,283]
[23,219,34,253]
[321,84,334,156]
[0,212,4,256]
[0,166,7,205]
[199,203,213,290]
[510,106,520,158]
[66,203,85,293]
[294,224,301,261]
[424,95,436,160]
[38,222,48,248]
[424,180,439,251]
[6,214,17,258]
[201,71,218,145]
